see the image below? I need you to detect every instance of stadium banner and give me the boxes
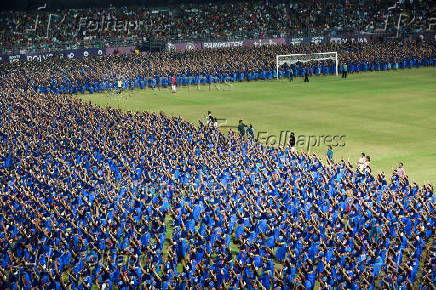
[244,38,287,47]
[203,40,244,49]
[25,48,104,62]
[286,34,371,45]
[105,46,136,55]
[328,33,379,44]
[167,38,286,52]
[167,42,202,52]
[168,34,382,50]
[287,37,314,45]
[0,54,24,63]
[327,32,436,43]
[0,48,104,63]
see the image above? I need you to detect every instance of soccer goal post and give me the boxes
[276,52,338,79]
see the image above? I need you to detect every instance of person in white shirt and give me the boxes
[364,156,371,174]
[358,152,366,173]
[396,162,406,179]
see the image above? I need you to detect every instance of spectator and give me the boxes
[397,162,406,179]
[246,124,254,139]
[327,145,333,161]
[289,132,296,151]
[358,152,366,172]
[237,119,247,137]
[364,155,372,174]
[207,110,213,126]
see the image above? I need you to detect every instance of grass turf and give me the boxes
[78,67,436,185]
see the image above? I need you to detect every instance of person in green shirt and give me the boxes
[342,63,348,79]
[327,146,333,161]
[237,120,247,137]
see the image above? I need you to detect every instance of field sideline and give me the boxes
[78,67,436,185]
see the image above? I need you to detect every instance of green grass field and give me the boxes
[78,67,436,185]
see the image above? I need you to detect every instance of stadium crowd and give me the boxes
[1,0,433,52]
[0,3,435,286]
[0,83,435,289]
[0,39,435,94]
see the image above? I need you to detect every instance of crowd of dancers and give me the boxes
[1,0,433,52]
[0,54,435,288]
[0,39,435,95]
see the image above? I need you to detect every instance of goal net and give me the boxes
[276,52,338,79]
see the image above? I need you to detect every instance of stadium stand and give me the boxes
[0,86,435,288]
[0,0,435,289]
[0,39,434,94]
[0,0,434,53]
